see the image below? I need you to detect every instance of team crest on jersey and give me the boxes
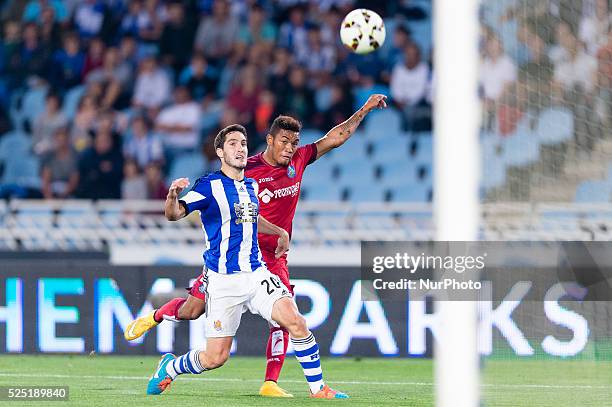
[214,320,222,331]
[287,165,296,178]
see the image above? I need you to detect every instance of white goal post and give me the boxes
[433,0,481,406]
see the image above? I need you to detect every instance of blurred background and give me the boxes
[0,0,611,405]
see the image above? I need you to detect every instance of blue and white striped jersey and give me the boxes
[178,171,264,274]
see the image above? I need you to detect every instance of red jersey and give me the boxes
[245,143,318,255]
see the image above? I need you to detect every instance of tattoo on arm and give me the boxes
[338,109,365,136]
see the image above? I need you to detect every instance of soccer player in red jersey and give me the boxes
[125,93,387,396]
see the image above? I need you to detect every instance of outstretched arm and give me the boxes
[258,215,290,258]
[315,94,387,160]
[165,178,189,221]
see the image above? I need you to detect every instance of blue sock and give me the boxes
[165,350,207,379]
[291,333,324,393]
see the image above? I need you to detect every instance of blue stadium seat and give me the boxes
[415,135,433,163]
[390,182,431,202]
[502,121,539,166]
[364,108,402,140]
[482,154,506,190]
[62,85,86,119]
[0,131,31,163]
[370,135,409,163]
[22,86,48,123]
[1,153,40,188]
[380,161,418,187]
[300,128,325,145]
[344,182,388,203]
[536,108,574,145]
[575,180,610,202]
[166,153,207,186]
[337,160,376,184]
[333,132,368,157]
[304,158,334,180]
[407,19,432,56]
[301,183,342,202]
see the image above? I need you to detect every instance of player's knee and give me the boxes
[285,313,308,337]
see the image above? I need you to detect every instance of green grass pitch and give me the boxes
[0,355,610,406]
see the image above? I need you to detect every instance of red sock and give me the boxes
[264,326,289,382]
[153,298,187,322]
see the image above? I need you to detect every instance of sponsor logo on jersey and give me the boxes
[214,320,222,331]
[258,183,301,203]
[233,202,258,224]
[258,176,274,183]
[258,188,274,204]
[287,165,296,178]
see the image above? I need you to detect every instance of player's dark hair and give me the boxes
[214,124,247,150]
[269,115,302,137]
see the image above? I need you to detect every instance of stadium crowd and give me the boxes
[480,0,611,145]
[0,0,433,200]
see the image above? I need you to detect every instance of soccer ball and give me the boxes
[340,8,386,55]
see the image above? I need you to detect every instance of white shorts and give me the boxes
[203,266,292,337]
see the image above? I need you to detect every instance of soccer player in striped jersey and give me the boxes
[126,94,387,396]
[144,124,348,399]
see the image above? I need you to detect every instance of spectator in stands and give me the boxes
[50,32,84,91]
[40,127,79,199]
[155,85,201,159]
[71,94,98,152]
[123,115,164,170]
[145,162,167,199]
[76,122,123,199]
[237,4,276,50]
[390,42,432,131]
[279,4,310,60]
[255,89,276,139]
[320,81,354,130]
[268,47,292,97]
[227,65,261,130]
[22,0,68,24]
[73,0,107,40]
[479,34,517,130]
[194,0,239,64]
[480,34,517,102]
[519,30,554,110]
[32,92,67,155]
[118,35,138,71]
[86,47,132,109]
[82,37,105,79]
[121,159,148,200]
[553,23,598,94]
[0,21,21,102]
[297,25,336,75]
[132,55,171,110]
[12,22,50,85]
[181,52,218,102]
[579,0,611,55]
[39,6,61,50]
[386,25,412,70]
[277,65,315,122]
[595,27,612,126]
[159,1,196,76]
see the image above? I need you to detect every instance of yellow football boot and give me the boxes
[124,311,160,341]
[259,381,294,398]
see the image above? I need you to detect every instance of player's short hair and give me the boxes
[269,115,302,137]
[214,124,247,150]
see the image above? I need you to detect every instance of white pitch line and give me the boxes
[0,373,610,390]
